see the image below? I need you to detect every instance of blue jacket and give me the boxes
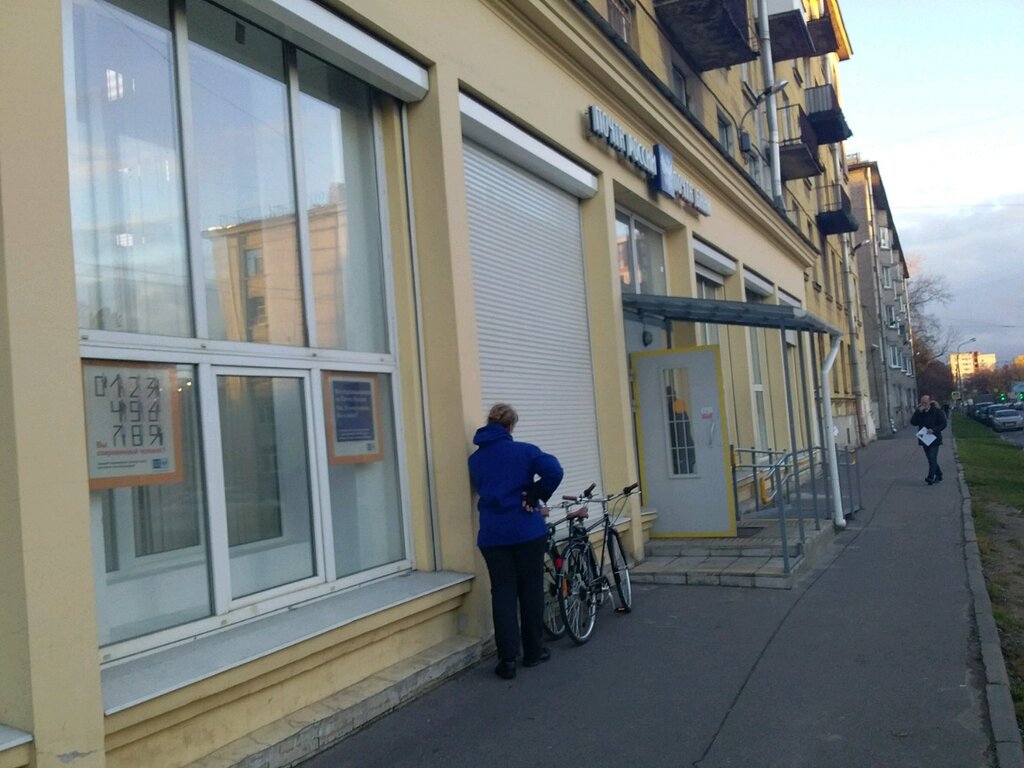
[468,423,564,547]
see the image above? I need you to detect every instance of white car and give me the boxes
[991,409,1024,432]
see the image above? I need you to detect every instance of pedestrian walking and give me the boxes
[468,403,564,680]
[910,394,947,484]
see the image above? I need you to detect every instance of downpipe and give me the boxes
[821,333,847,530]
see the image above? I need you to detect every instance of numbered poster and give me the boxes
[83,361,183,490]
[323,372,383,464]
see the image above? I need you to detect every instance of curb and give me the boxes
[955,436,1024,768]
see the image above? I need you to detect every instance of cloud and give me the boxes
[903,193,1024,364]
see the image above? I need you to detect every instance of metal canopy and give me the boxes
[621,293,841,337]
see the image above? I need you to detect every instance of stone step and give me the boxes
[631,519,836,590]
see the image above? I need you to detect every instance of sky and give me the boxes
[835,0,1024,367]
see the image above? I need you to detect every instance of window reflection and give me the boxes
[298,52,388,352]
[188,0,305,345]
[69,0,192,336]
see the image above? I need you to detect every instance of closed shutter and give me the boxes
[463,140,601,499]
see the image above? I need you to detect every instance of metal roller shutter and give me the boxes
[463,140,602,499]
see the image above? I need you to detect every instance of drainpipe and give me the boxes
[756,0,784,208]
[820,332,847,529]
[843,238,869,446]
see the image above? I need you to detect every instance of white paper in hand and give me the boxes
[916,427,936,446]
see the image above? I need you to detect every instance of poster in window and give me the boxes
[323,372,383,464]
[83,360,183,490]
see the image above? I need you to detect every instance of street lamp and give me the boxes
[954,337,977,402]
[739,80,789,155]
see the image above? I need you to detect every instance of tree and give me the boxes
[907,260,956,400]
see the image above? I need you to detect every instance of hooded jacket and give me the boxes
[468,423,564,547]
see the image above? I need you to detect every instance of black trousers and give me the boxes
[480,535,546,662]
[921,441,942,479]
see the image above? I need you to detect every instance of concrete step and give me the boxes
[632,519,836,590]
[186,635,485,768]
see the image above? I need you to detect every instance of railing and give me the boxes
[731,444,862,574]
[805,83,841,115]
[777,104,819,157]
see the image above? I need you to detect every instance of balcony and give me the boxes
[806,0,852,61]
[654,0,758,72]
[765,0,814,62]
[816,183,859,235]
[777,105,823,180]
[805,84,852,144]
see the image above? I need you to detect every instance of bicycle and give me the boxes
[556,482,639,644]
[540,482,596,640]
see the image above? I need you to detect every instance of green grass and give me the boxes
[955,413,1024,733]
[954,415,1024,510]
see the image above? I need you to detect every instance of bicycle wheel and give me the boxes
[543,548,566,639]
[558,541,598,644]
[604,528,632,613]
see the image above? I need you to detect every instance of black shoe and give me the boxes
[925,476,934,485]
[523,648,551,667]
[495,660,516,679]
[933,474,943,483]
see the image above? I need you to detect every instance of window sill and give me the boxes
[0,724,31,768]
[0,725,31,751]
[101,570,473,715]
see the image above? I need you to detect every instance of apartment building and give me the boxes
[950,351,998,382]
[0,1,858,766]
[848,156,917,433]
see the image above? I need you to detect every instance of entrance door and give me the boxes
[633,346,734,536]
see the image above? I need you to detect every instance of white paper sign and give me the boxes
[83,361,183,489]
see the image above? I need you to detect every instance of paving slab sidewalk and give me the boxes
[300,430,1019,768]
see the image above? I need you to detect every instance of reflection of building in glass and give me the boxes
[202,185,351,347]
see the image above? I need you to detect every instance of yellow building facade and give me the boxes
[0,1,858,766]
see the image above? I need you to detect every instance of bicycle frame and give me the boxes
[554,483,638,644]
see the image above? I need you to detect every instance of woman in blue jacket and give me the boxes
[468,403,564,680]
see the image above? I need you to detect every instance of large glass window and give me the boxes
[68,0,191,336]
[69,0,408,653]
[298,53,388,352]
[88,364,210,645]
[616,210,666,295]
[696,273,722,345]
[188,1,304,345]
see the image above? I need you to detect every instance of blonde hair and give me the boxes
[487,403,518,431]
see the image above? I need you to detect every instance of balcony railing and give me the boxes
[654,0,758,72]
[777,105,823,180]
[816,183,859,235]
[805,84,852,144]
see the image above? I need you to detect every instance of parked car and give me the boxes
[980,404,1007,425]
[991,409,1024,432]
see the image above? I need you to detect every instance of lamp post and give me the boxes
[954,337,976,403]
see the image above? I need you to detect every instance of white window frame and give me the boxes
[617,208,667,296]
[69,0,415,662]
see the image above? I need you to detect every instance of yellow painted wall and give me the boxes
[0,0,859,765]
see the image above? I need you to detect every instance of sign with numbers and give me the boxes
[323,372,383,464]
[83,361,183,490]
